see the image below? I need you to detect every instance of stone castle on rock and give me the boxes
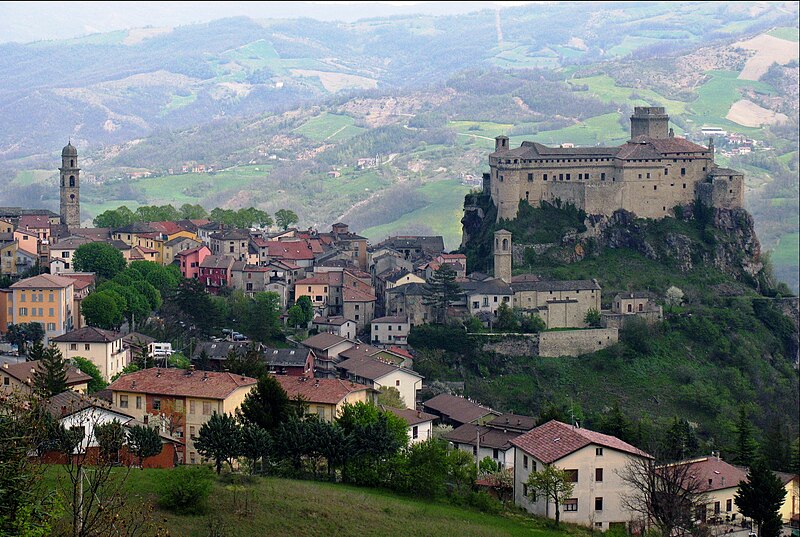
[485,107,744,221]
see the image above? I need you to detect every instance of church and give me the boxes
[486,107,744,221]
[59,141,81,229]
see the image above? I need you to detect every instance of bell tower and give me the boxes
[493,229,512,283]
[59,141,81,229]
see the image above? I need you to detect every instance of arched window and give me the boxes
[69,175,75,187]
[70,159,74,167]
[495,238,499,250]
[502,238,508,250]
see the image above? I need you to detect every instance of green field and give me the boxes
[161,91,198,115]
[607,35,662,57]
[569,74,689,117]
[12,169,55,186]
[687,71,775,136]
[491,44,560,69]
[294,113,366,141]
[362,179,471,250]
[768,27,800,42]
[771,232,800,266]
[41,467,569,537]
[512,113,629,147]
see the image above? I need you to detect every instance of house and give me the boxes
[383,406,437,445]
[343,285,376,333]
[176,245,211,279]
[40,390,179,468]
[48,235,92,273]
[422,394,500,427]
[51,326,130,381]
[385,282,433,327]
[511,420,652,530]
[198,255,235,294]
[371,315,410,346]
[510,279,602,329]
[1,359,91,395]
[263,348,315,377]
[274,375,375,422]
[300,332,355,377]
[336,353,423,410]
[209,229,251,261]
[313,316,357,340]
[9,274,75,342]
[371,236,445,261]
[294,275,331,315]
[0,239,17,275]
[602,292,663,328]
[444,413,537,469]
[193,340,254,370]
[162,236,202,267]
[107,368,257,464]
[460,278,513,321]
[123,332,156,360]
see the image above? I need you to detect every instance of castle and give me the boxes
[486,107,744,221]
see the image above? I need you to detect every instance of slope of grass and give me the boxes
[569,74,689,117]
[42,467,573,537]
[294,113,365,141]
[688,71,775,136]
[11,169,55,186]
[767,27,800,42]
[361,179,471,250]
[510,113,628,147]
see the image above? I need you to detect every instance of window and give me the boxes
[412,426,419,439]
[203,402,212,415]
[190,400,196,414]
[47,323,55,331]
[19,307,27,316]
[84,344,90,351]
[681,168,686,176]
[596,468,603,482]
[639,303,644,312]
[493,448,499,459]
[528,173,533,182]
[482,297,489,307]
[316,406,326,419]
[654,185,657,191]
[646,173,651,179]
[473,301,479,309]
[136,396,142,410]
[595,523,604,529]
[564,499,578,512]
[523,484,528,497]
[190,426,196,439]
[543,174,548,181]
[119,395,129,408]
[565,469,579,482]
[152,399,161,411]
[3,377,8,386]
[523,455,529,469]
[664,168,668,175]
[714,501,720,514]
[595,497,603,511]
[493,296,498,303]
[726,499,732,512]
[601,173,606,181]
[70,343,77,351]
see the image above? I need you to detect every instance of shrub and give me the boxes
[157,466,214,514]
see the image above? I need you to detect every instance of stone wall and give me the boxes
[601,311,662,329]
[538,328,618,357]
[482,335,539,357]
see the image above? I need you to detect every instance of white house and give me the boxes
[371,315,410,346]
[45,390,134,455]
[511,420,652,531]
[336,354,423,410]
[52,326,130,382]
[383,406,437,445]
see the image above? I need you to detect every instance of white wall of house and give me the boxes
[513,444,647,531]
[453,442,514,468]
[373,369,422,410]
[408,420,434,444]
[60,407,133,454]
[371,321,410,345]
[56,338,130,381]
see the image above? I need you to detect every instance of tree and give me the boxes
[495,302,519,332]
[126,425,163,468]
[423,264,461,324]
[731,407,760,467]
[81,291,124,330]
[239,423,271,475]
[73,242,127,280]
[93,206,135,228]
[7,322,45,355]
[525,464,575,526]
[598,402,634,445]
[245,292,282,342]
[660,417,700,461]
[27,339,47,362]
[195,412,241,474]
[665,286,684,309]
[32,346,68,397]
[72,357,107,394]
[178,203,208,220]
[296,295,314,324]
[287,305,307,328]
[275,209,299,230]
[584,308,602,327]
[94,420,125,462]
[735,459,786,537]
[238,375,292,431]
[620,456,708,537]
[377,386,405,409]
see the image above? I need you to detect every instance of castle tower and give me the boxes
[630,106,669,139]
[59,142,81,229]
[493,229,512,283]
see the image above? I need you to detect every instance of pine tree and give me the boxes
[26,339,47,362]
[31,346,69,397]
[732,407,759,467]
[423,264,461,324]
[195,412,241,474]
[126,425,163,468]
[735,459,786,537]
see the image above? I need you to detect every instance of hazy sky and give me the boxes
[0,1,537,44]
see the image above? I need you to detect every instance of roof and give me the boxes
[313,316,352,327]
[343,286,376,302]
[485,413,538,432]
[510,420,651,463]
[10,273,76,289]
[264,348,311,367]
[114,222,157,234]
[295,275,332,286]
[51,326,124,344]
[194,341,252,360]
[510,279,601,293]
[445,423,520,450]
[52,235,92,249]
[372,236,445,255]
[615,291,655,300]
[107,368,257,400]
[386,282,428,297]
[44,390,132,421]
[18,214,52,229]
[62,142,78,157]
[301,332,352,352]
[372,315,409,324]
[422,394,497,425]
[337,355,422,382]
[268,240,315,261]
[176,245,209,257]
[1,360,91,386]
[383,406,437,426]
[210,229,250,241]
[666,457,748,492]
[199,255,235,270]
[123,332,156,346]
[460,278,513,296]
[274,375,372,405]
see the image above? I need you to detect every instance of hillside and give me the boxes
[416,200,800,457]
[42,468,577,537]
[0,4,797,285]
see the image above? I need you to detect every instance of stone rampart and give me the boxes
[538,328,618,357]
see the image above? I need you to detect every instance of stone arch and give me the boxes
[69,175,75,187]
[502,238,509,250]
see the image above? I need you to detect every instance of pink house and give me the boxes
[176,245,211,279]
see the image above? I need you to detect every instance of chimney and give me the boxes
[2,362,7,369]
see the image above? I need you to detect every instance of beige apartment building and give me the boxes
[8,274,75,342]
[107,368,257,464]
[52,326,130,381]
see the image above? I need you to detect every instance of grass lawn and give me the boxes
[607,35,663,56]
[133,165,272,205]
[361,179,471,250]
[569,74,689,117]
[688,70,774,136]
[510,113,629,147]
[41,466,573,537]
[771,232,800,267]
[294,113,365,142]
[767,27,800,42]
[11,169,55,186]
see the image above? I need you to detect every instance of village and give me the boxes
[1,129,798,535]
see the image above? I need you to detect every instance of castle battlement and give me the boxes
[485,107,744,221]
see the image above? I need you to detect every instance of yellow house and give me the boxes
[9,274,75,342]
[112,223,166,264]
[0,240,17,275]
[294,275,330,312]
[52,326,130,382]
[107,368,257,465]
[275,375,376,422]
[1,359,91,396]
[0,218,13,233]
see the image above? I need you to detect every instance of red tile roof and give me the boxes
[383,406,437,426]
[510,420,651,463]
[148,221,183,236]
[422,394,497,425]
[1,359,91,386]
[107,368,257,400]
[268,240,315,261]
[274,375,372,405]
[295,275,331,286]
[10,273,76,289]
[666,457,748,492]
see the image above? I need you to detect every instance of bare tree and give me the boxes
[619,456,709,537]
